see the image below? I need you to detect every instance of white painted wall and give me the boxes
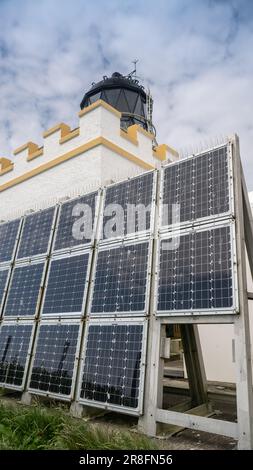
[1,102,176,221]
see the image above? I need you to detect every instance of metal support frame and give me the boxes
[138,136,253,449]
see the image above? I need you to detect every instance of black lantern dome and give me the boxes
[80,72,154,133]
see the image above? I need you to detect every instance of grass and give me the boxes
[0,401,156,450]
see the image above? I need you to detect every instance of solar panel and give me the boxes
[29,322,80,398]
[0,268,9,313]
[42,252,90,317]
[161,145,231,228]
[90,241,150,315]
[17,207,55,260]
[79,321,146,413]
[0,219,21,264]
[102,172,155,241]
[0,322,33,389]
[4,261,45,318]
[54,192,98,252]
[157,224,235,314]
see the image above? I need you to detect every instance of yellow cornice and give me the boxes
[60,128,80,144]
[43,122,70,139]
[153,144,179,161]
[0,157,14,176]
[13,141,44,162]
[0,137,154,192]
[27,148,44,161]
[13,141,39,156]
[78,99,121,118]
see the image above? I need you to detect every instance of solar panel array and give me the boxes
[90,242,150,315]
[29,322,80,398]
[101,172,155,241]
[161,145,232,229]
[80,322,145,411]
[78,173,156,414]
[17,207,55,260]
[157,144,236,316]
[4,262,45,318]
[0,144,238,414]
[54,192,97,252]
[0,322,33,389]
[157,225,234,314]
[0,219,21,264]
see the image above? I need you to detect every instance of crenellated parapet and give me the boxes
[0,99,179,193]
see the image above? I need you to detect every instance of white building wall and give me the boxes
[1,101,177,220]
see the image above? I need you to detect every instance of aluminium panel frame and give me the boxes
[155,219,239,317]
[51,190,102,256]
[2,257,48,321]
[159,141,235,234]
[97,170,157,246]
[0,217,23,268]
[87,237,153,318]
[27,318,83,402]
[0,319,36,392]
[16,206,59,264]
[0,265,12,319]
[77,316,148,417]
[40,248,93,320]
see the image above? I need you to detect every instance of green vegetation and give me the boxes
[0,401,156,450]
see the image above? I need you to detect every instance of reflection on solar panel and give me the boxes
[91,242,150,315]
[162,146,230,227]
[17,207,55,259]
[102,172,154,240]
[42,253,90,316]
[80,322,145,411]
[0,219,20,263]
[29,323,80,397]
[4,262,44,317]
[157,225,234,313]
[54,192,97,251]
[0,323,33,388]
[0,268,9,311]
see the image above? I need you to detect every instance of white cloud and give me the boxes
[0,0,253,187]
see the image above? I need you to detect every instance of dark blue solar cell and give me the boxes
[42,253,89,315]
[29,323,80,397]
[91,242,149,314]
[4,262,45,317]
[0,323,33,387]
[0,268,9,311]
[17,207,55,259]
[157,226,233,312]
[102,172,154,240]
[0,219,21,263]
[80,323,144,409]
[54,192,97,251]
[162,146,230,227]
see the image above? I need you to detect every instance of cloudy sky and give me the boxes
[0,0,253,188]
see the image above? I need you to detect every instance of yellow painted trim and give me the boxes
[43,123,70,139]
[0,157,14,176]
[120,124,154,145]
[13,141,39,156]
[27,148,44,161]
[101,137,154,171]
[0,164,14,176]
[120,128,138,146]
[78,99,121,118]
[60,128,80,144]
[153,144,179,161]
[0,137,154,192]
[135,125,155,141]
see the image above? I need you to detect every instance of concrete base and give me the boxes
[70,402,84,418]
[21,391,33,406]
